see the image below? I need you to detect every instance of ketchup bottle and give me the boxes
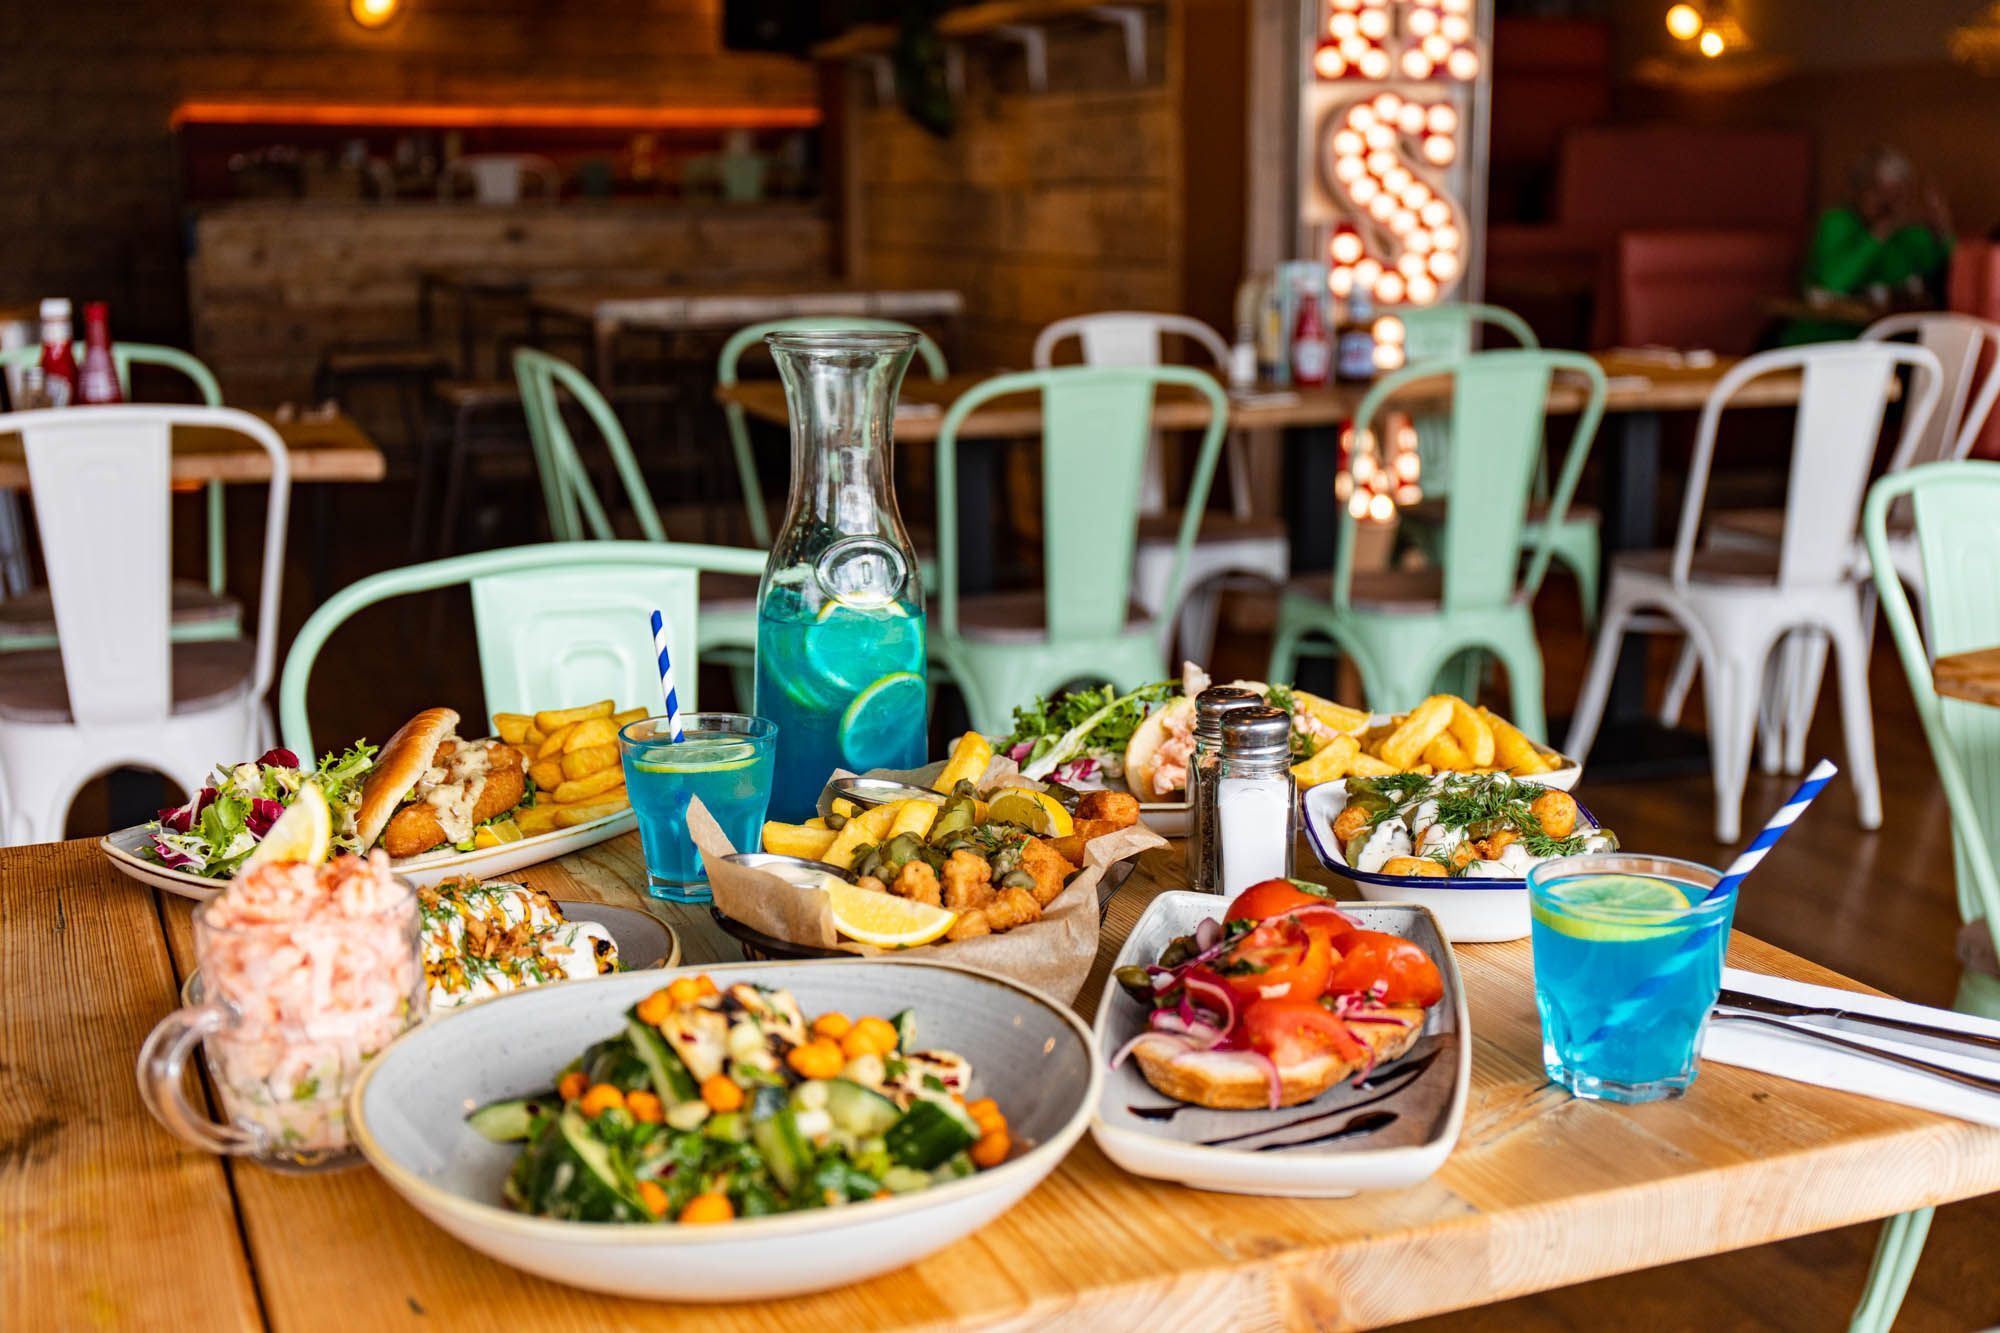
[1291,290,1332,389]
[37,298,79,408]
[77,302,122,405]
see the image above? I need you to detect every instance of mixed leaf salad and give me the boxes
[1001,680,1177,784]
[147,743,376,878]
[471,975,1013,1224]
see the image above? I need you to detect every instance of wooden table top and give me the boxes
[533,284,965,331]
[1933,647,2000,707]
[15,832,2000,1330]
[0,410,385,488]
[718,353,1805,444]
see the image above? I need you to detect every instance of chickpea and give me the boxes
[1530,790,1578,840]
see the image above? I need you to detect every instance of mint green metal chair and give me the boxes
[1398,303,1602,624]
[0,341,238,649]
[928,365,1228,734]
[1852,459,2000,1333]
[718,317,947,548]
[278,541,766,758]
[512,347,760,702]
[1268,350,1608,743]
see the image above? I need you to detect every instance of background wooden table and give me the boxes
[12,832,2000,1330]
[0,410,384,489]
[1933,647,2000,707]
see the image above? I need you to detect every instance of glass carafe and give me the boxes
[755,331,928,820]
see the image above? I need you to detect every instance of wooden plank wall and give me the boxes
[0,0,816,344]
[846,11,1185,369]
[189,201,830,403]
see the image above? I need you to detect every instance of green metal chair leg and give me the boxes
[1848,1207,1934,1333]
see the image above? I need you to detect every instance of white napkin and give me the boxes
[1701,968,2000,1128]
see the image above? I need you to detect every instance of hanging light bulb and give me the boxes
[1666,4,1703,40]
[1698,26,1725,56]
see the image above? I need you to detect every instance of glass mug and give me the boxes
[138,872,425,1171]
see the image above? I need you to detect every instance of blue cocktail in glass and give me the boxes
[618,713,777,902]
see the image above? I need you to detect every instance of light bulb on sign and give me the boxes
[1396,484,1422,506]
[1358,7,1390,38]
[1395,449,1421,480]
[1368,492,1396,523]
[1408,228,1433,253]
[1334,472,1355,501]
[1366,149,1395,175]
[1315,45,1349,78]
[1349,104,1377,131]
[1409,7,1439,35]
[1440,14,1471,41]
[1334,153,1366,182]
[1426,103,1457,134]
[1401,50,1434,78]
[1369,192,1399,221]
[1331,229,1364,263]
[1432,224,1461,251]
[1330,11,1359,38]
[1376,271,1407,304]
[1329,265,1355,296]
[1441,0,1470,12]
[1423,135,1456,165]
[1447,48,1480,80]
[1422,33,1451,61]
[1353,452,1376,483]
[1373,91,1403,118]
[1398,104,1426,135]
[1665,3,1703,39]
[1333,129,1364,156]
[1427,250,1460,280]
[1350,491,1372,520]
[1365,123,1394,150]
[1419,199,1450,226]
[1360,48,1391,78]
[1376,314,1406,344]
[1350,176,1380,204]
[1401,182,1430,210]
[1397,251,1427,278]
[1381,165,1411,194]
[1332,0,1360,9]
[349,0,398,25]
[1374,343,1406,371]
[1341,34,1369,60]
[1698,27,1724,56]
[1408,273,1439,304]
[1354,257,1383,287]
[1389,208,1416,234]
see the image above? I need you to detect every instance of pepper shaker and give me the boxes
[1187,686,1264,893]
[1216,706,1298,896]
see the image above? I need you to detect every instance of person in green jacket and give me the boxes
[1782,145,1954,345]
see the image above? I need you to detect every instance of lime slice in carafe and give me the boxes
[839,672,925,771]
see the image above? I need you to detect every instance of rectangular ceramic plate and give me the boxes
[98,809,636,903]
[1091,892,1470,1197]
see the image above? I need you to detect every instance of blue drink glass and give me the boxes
[1527,852,1735,1104]
[618,713,777,903]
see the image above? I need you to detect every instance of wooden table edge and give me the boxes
[1933,647,2000,707]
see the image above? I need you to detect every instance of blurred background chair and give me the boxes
[1565,342,1942,842]
[929,364,1227,733]
[0,407,288,844]
[278,540,764,758]
[1033,311,1285,665]
[0,342,239,650]
[1852,458,2000,1333]
[1270,349,1607,743]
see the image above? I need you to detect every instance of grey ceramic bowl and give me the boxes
[348,959,1099,1301]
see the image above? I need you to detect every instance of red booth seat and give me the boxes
[1611,229,1802,355]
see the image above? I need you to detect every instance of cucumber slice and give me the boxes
[884,1098,978,1170]
[586,1040,652,1092]
[703,1111,748,1142]
[750,1107,814,1195]
[880,1164,932,1194]
[626,1017,700,1106]
[891,1009,918,1053]
[505,1107,649,1222]
[466,1094,554,1143]
[825,1078,901,1137]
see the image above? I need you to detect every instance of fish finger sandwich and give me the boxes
[356,707,531,858]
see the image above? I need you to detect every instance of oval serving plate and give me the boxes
[1091,892,1469,1198]
[99,808,636,904]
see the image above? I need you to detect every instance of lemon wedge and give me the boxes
[242,783,331,870]
[987,789,1074,838]
[472,818,524,848]
[826,880,956,948]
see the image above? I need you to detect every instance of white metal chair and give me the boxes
[1564,342,1942,843]
[0,407,289,844]
[1033,312,1286,664]
[1659,312,2000,771]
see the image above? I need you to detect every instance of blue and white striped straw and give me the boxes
[651,609,684,742]
[1578,759,1838,1049]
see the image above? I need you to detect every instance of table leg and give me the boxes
[958,437,999,595]
[459,289,478,380]
[594,320,617,386]
[309,484,334,605]
[1286,422,1339,573]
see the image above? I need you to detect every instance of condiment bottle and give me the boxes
[1187,685,1264,893]
[77,301,122,405]
[1291,289,1332,388]
[37,298,78,408]
[1216,706,1297,896]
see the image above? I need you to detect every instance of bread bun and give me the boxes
[1124,697,1193,803]
[1129,1005,1426,1109]
[355,707,459,849]
[379,742,526,858]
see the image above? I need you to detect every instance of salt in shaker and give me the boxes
[1187,686,1264,893]
[1216,706,1297,896]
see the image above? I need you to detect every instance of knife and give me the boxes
[1716,987,2000,1063]
[1708,1012,2000,1096]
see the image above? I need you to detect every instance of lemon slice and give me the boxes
[987,789,1074,838]
[472,818,524,848]
[242,783,331,870]
[1532,874,1696,942]
[826,880,957,948]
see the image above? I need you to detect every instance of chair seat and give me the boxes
[1138,511,1289,546]
[1611,547,1785,587]
[1401,498,1600,528]
[1286,567,1447,612]
[952,591,1156,645]
[1709,506,1913,547]
[435,379,521,411]
[0,638,256,724]
[1961,918,1998,980]
[0,580,241,649]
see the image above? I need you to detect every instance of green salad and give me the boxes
[469,975,1013,1224]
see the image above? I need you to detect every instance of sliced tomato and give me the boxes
[1239,997,1365,1066]
[1323,929,1444,1007]
[1204,916,1333,1006]
[1226,879,1337,924]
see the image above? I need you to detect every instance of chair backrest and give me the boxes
[1397,302,1538,366]
[278,541,767,758]
[511,347,666,545]
[1344,350,1607,613]
[933,365,1228,640]
[0,341,223,406]
[1861,312,2000,470]
[717,317,947,548]
[1864,461,2000,944]
[8,406,287,726]
[1672,342,1942,592]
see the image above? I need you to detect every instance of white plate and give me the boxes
[99,809,636,902]
[1299,780,1602,943]
[1090,892,1469,1198]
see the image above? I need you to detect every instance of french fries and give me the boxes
[1288,694,1564,790]
[821,802,902,869]
[496,698,642,837]
[933,732,992,792]
[763,821,839,860]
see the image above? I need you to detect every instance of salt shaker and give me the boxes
[1216,706,1297,896]
[1187,686,1264,893]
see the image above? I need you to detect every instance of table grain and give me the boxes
[0,411,385,489]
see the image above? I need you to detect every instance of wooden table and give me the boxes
[16,833,2000,1331]
[0,409,385,489]
[532,284,965,383]
[1934,647,2000,707]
